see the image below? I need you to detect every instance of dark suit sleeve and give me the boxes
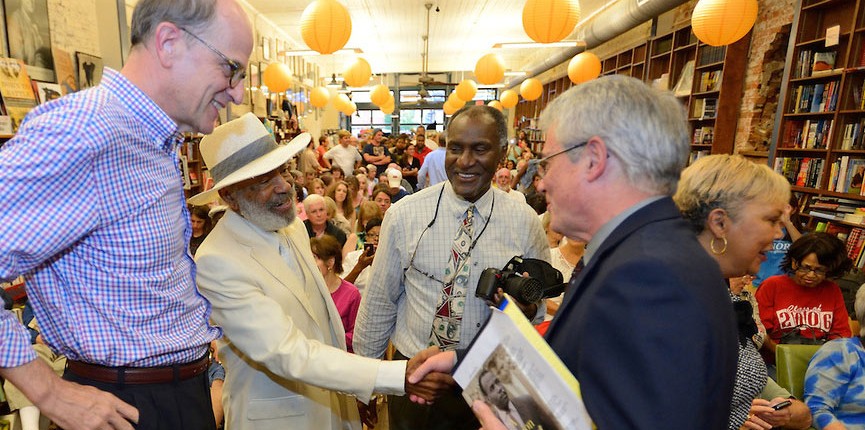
[571,257,733,429]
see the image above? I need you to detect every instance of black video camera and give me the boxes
[476,256,566,306]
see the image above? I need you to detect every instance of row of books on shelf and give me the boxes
[788,81,840,114]
[523,129,544,142]
[690,98,717,119]
[780,119,833,149]
[841,120,865,150]
[697,70,722,92]
[698,45,725,66]
[774,157,825,189]
[829,156,865,195]
[813,223,865,269]
[689,149,709,165]
[692,126,713,145]
[793,50,838,79]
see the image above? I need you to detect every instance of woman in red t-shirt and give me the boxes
[756,232,853,361]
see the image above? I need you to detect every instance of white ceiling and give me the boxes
[244,0,610,84]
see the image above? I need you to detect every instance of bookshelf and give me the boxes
[514,23,749,160]
[646,24,751,163]
[770,0,865,269]
[180,134,208,200]
[770,0,865,236]
[601,42,648,79]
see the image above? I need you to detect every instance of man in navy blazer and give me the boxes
[408,76,738,429]
[534,75,737,429]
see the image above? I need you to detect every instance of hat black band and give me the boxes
[209,134,278,183]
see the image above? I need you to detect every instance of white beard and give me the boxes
[235,191,296,231]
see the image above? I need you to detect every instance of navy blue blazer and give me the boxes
[545,197,737,429]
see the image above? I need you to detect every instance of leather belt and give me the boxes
[67,354,210,385]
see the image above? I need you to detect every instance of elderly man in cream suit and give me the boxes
[190,113,448,430]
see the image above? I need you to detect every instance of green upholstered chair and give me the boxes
[775,344,822,400]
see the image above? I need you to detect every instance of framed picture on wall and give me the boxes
[4,0,54,82]
[261,36,270,61]
[75,52,103,90]
[248,62,259,89]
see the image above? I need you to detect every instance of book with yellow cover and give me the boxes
[453,296,593,430]
[0,57,37,132]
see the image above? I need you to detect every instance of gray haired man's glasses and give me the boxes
[180,28,246,88]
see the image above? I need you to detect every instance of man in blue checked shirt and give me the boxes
[0,0,253,428]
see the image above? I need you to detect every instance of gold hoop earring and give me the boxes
[710,237,728,255]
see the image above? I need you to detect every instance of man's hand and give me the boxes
[3,359,138,429]
[405,347,456,404]
[406,349,458,404]
[357,398,378,429]
[472,400,508,430]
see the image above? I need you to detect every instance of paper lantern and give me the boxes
[310,86,330,108]
[522,0,580,44]
[300,0,352,55]
[520,78,543,101]
[343,57,371,88]
[335,93,351,112]
[262,63,292,93]
[381,102,395,115]
[568,52,602,84]
[448,91,466,108]
[370,84,391,106]
[691,0,758,46]
[487,100,503,112]
[499,90,518,109]
[474,53,505,85]
[456,79,478,101]
[443,99,460,116]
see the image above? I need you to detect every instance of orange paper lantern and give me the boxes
[568,52,601,84]
[456,79,478,101]
[310,86,330,108]
[262,63,292,93]
[300,0,352,55]
[487,100,503,112]
[691,0,758,46]
[335,94,351,112]
[520,78,543,101]
[370,84,391,106]
[381,101,395,115]
[522,0,580,44]
[448,91,466,108]
[474,53,505,85]
[343,58,371,88]
[499,89,518,109]
[443,99,460,116]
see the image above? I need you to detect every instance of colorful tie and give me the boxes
[429,205,474,350]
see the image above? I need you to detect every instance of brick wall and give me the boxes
[734,0,796,153]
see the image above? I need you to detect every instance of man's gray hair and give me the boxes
[449,105,508,149]
[130,0,218,46]
[539,75,689,195]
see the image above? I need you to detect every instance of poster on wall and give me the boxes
[75,52,102,90]
[4,0,54,82]
[51,47,76,95]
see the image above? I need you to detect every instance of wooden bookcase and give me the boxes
[770,0,865,229]
[643,24,751,162]
[601,42,648,79]
[516,23,749,159]
[180,134,207,200]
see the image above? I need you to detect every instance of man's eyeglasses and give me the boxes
[795,265,827,276]
[534,141,588,178]
[180,28,246,88]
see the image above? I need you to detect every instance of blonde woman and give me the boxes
[326,180,357,229]
[675,154,812,430]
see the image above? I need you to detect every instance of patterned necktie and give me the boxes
[429,205,474,350]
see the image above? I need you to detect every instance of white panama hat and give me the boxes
[188,112,310,205]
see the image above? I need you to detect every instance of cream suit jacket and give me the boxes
[196,211,402,430]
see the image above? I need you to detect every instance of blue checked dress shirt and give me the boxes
[0,68,218,367]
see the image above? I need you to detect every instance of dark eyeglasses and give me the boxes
[180,28,246,88]
[795,264,827,276]
[534,141,588,178]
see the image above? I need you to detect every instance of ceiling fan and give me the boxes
[403,3,457,106]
